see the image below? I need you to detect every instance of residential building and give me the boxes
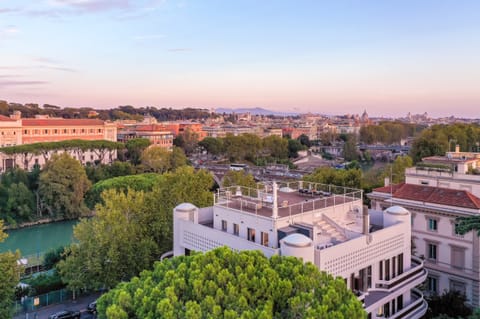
[0,114,22,147]
[174,181,427,318]
[369,147,480,307]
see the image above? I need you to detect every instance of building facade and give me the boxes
[173,181,427,318]
[369,148,480,307]
[0,113,118,172]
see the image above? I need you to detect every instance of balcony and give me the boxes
[389,288,428,319]
[375,256,427,292]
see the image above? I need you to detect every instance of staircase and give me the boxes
[316,219,347,242]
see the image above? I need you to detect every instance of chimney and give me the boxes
[455,144,460,153]
[272,181,278,219]
[384,177,390,187]
[362,205,370,235]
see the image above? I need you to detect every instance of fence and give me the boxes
[12,289,75,316]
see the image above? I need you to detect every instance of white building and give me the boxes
[173,181,427,318]
[369,147,480,307]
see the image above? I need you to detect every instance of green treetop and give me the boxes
[97,247,365,319]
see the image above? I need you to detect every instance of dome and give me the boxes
[175,203,198,212]
[283,233,312,247]
[385,206,409,216]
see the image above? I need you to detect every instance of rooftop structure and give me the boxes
[174,181,427,318]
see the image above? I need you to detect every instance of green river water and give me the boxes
[0,220,78,256]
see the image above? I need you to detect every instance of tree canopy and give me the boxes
[39,153,91,218]
[410,123,480,163]
[97,247,365,319]
[59,166,214,292]
[0,220,22,319]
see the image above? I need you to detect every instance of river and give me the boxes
[0,220,78,256]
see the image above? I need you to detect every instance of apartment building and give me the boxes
[369,148,480,307]
[173,181,427,318]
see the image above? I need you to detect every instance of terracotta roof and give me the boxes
[22,119,105,126]
[373,183,480,209]
[0,115,16,121]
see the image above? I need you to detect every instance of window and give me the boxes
[379,260,383,280]
[427,276,438,293]
[385,259,390,281]
[428,243,437,261]
[63,129,67,134]
[392,256,396,278]
[24,130,28,134]
[221,220,227,232]
[398,253,404,275]
[428,218,438,231]
[261,232,269,246]
[421,180,429,185]
[451,246,465,269]
[233,223,239,236]
[247,228,255,242]
[397,295,403,311]
[367,266,372,289]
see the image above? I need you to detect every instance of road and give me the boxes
[15,293,101,319]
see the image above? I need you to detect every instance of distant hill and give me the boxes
[215,107,299,116]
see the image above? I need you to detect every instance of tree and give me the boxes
[424,290,472,319]
[140,147,172,173]
[6,182,35,222]
[262,135,288,159]
[58,189,159,291]
[125,138,150,165]
[222,170,257,189]
[199,137,224,155]
[382,155,413,184]
[287,138,305,158]
[39,153,91,218]
[97,247,365,319]
[304,167,362,189]
[169,146,188,169]
[297,134,311,147]
[0,220,22,319]
[60,167,214,291]
[343,134,358,161]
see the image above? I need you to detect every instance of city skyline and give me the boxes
[1,0,480,117]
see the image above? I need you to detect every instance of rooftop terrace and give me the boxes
[214,181,363,220]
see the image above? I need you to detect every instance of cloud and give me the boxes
[167,48,192,52]
[49,0,130,12]
[39,65,77,72]
[133,34,165,41]
[0,80,49,87]
[0,8,19,14]
[0,25,19,37]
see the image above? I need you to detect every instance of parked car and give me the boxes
[87,300,97,314]
[48,310,81,319]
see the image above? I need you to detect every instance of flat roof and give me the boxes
[215,184,360,219]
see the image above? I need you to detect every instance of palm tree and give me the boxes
[455,216,480,236]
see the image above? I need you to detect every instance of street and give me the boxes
[15,293,101,319]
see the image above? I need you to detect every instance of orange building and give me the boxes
[164,122,207,140]
[22,118,117,144]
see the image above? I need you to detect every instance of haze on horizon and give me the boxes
[0,0,479,118]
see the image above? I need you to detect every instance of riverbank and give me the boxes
[4,211,95,230]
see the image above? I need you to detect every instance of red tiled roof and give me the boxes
[22,119,105,126]
[373,183,480,209]
[0,115,16,121]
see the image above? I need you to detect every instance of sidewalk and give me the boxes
[14,292,101,319]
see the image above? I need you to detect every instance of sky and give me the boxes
[0,0,480,118]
